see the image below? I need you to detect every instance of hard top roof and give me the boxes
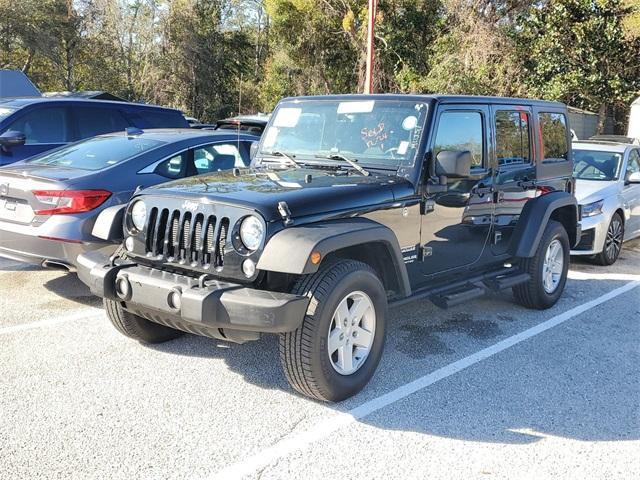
[280,93,565,108]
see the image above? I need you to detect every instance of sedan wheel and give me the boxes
[592,213,624,266]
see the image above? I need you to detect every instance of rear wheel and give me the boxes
[591,212,624,266]
[513,220,570,310]
[104,298,183,343]
[279,260,387,402]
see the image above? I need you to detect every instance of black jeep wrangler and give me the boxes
[77,95,580,402]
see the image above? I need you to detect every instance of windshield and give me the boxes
[259,99,428,169]
[573,149,622,181]
[25,135,165,171]
[0,106,16,121]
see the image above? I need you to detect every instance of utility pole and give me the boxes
[364,0,377,94]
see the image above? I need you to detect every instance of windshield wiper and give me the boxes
[316,153,369,176]
[263,151,301,169]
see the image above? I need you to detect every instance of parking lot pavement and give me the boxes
[1,241,639,479]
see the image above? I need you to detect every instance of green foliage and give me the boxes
[0,0,638,130]
[518,0,640,129]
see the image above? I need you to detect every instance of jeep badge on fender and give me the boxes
[77,94,580,402]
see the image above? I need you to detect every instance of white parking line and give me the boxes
[211,280,640,480]
[0,308,104,335]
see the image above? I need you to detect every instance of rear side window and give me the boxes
[539,113,569,162]
[433,111,484,167]
[495,111,531,165]
[130,110,188,128]
[25,135,164,170]
[193,143,246,174]
[6,107,70,144]
[155,152,187,179]
[75,107,130,139]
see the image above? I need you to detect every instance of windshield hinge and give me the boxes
[277,201,294,226]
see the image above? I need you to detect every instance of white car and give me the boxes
[571,141,640,264]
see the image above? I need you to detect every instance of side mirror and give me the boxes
[435,150,472,178]
[249,142,259,161]
[0,130,26,149]
[626,171,640,185]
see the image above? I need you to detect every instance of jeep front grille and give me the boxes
[145,207,230,268]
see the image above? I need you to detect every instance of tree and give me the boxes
[518,0,640,132]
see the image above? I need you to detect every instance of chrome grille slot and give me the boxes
[143,207,230,270]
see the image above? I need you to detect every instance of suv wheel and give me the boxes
[279,260,387,402]
[513,220,570,310]
[591,212,624,266]
[104,299,184,343]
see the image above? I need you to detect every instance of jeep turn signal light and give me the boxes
[310,251,322,265]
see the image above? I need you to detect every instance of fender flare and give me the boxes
[256,218,411,297]
[92,204,126,242]
[508,191,579,258]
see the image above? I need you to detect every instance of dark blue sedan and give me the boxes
[0,129,258,270]
[0,97,189,165]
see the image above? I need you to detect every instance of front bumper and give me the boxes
[570,213,607,256]
[77,251,310,342]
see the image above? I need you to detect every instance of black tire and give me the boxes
[591,212,624,266]
[279,260,387,402]
[513,220,570,310]
[104,298,184,343]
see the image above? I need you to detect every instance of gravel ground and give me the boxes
[1,239,639,480]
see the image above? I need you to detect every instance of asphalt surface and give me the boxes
[1,241,639,479]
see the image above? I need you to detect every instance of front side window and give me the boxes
[573,149,622,181]
[260,99,428,168]
[26,135,164,170]
[7,107,70,144]
[433,111,483,167]
[627,149,640,177]
[495,111,531,165]
[193,143,245,174]
[539,113,569,161]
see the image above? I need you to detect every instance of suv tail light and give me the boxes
[32,189,112,215]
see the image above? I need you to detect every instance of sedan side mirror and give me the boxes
[626,171,640,185]
[249,142,259,160]
[435,150,472,178]
[0,130,26,149]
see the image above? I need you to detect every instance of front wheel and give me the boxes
[513,220,570,310]
[591,212,624,266]
[279,260,387,402]
[104,299,184,343]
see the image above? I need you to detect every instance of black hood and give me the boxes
[142,167,412,221]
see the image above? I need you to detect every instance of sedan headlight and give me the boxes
[130,200,147,231]
[581,199,604,218]
[239,215,264,251]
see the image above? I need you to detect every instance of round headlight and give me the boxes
[239,216,264,251]
[131,200,147,231]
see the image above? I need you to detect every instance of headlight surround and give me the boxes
[130,200,147,231]
[581,199,604,218]
[239,215,264,251]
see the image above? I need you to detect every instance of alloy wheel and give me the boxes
[542,239,564,294]
[327,291,376,375]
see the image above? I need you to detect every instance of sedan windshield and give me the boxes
[573,149,622,181]
[259,99,428,169]
[25,135,165,171]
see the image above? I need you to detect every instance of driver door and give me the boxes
[419,105,494,279]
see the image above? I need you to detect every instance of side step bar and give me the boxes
[390,267,531,310]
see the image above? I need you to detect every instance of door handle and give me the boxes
[471,183,495,196]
